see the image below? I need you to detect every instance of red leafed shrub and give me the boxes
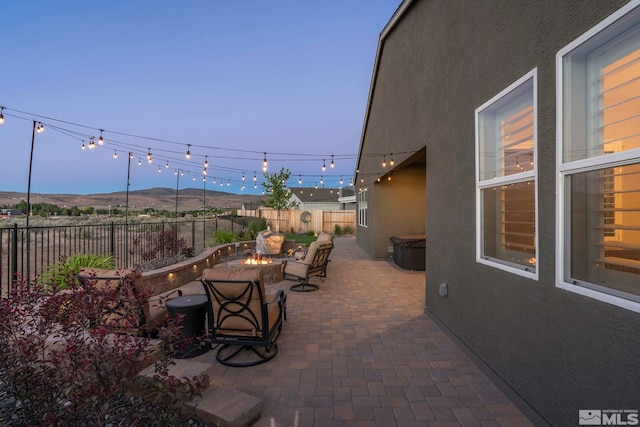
[0,278,209,426]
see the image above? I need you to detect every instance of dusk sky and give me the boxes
[0,0,401,195]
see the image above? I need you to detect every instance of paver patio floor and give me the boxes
[191,236,534,427]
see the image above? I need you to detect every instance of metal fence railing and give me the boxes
[0,216,253,298]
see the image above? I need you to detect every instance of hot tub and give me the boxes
[390,234,426,271]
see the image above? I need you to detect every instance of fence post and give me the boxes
[11,223,18,283]
[109,222,115,259]
[191,220,195,248]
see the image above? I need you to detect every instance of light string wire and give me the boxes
[1,106,419,188]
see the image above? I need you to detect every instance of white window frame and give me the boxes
[556,0,640,313]
[358,189,368,227]
[475,69,539,280]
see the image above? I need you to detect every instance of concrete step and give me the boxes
[138,358,263,427]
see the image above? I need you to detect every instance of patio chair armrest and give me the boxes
[147,288,183,303]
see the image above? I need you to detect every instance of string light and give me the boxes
[382,155,386,168]
[89,137,95,149]
[349,178,354,186]
[254,182,257,189]
[113,150,118,159]
[98,129,104,145]
[158,166,162,173]
[37,122,44,133]
[340,176,343,185]
[212,177,217,184]
[322,159,326,172]
[0,107,4,124]
[186,144,191,160]
[242,172,245,181]
[320,176,324,185]
[298,175,302,184]
[138,158,142,166]
[192,175,196,181]
[129,152,134,159]
[227,179,230,186]
[204,155,208,168]
[390,153,394,166]
[529,153,534,166]
[331,155,335,168]
[81,141,86,150]
[262,153,267,172]
[203,168,207,175]
[315,182,318,189]
[253,171,257,182]
[165,161,169,169]
[147,148,152,163]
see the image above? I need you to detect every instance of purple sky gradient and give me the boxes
[0,0,400,195]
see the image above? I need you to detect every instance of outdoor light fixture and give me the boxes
[0,107,4,124]
[158,166,162,173]
[203,168,207,175]
[340,176,343,185]
[227,179,230,186]
[253,171,257,182]
[138,158,142,166]
[113,150,118,159]
[262,152,267,172]
[204,155,208,168]
[315,182,318,189]
[147,148,152,163]
[186,144,191,159]
[331,155,335,168]
[298,175,302,184]
[89,137,95,149]
[382,155,386,168]
[81,141,86,150]
[242,172,245,181]
[390,153,394,166]
[98,129,104,145]
[322,159,326,172]
[320,176,324,185]
[165,161,169,168]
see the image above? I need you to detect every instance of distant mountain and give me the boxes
[0,187,264,211]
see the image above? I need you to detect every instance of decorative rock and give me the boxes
[255,230,286,255]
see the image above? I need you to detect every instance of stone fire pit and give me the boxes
[224,258,284,284]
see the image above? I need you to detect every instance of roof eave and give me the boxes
[354,0,415,183]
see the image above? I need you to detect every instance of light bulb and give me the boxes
[81,142,86,150]
[204,156,208,168]
[0,108,4,124]
[242,173,245,181]
[262,153,267,172]
[322,160,326,172]
[253,172,257,182]
[186,144,191,160]
[37,123,44,133]
[98,130,104,145]
[165,161,169,168]
[340,176,343,185]
[113,150,118,159]
[138,158,142,166]
[382,155,386,168]
[298,176,302,184]
[158,166,162,173]
[390,154,394,166]
[88,138,95,149]
[320,176,324,184]
[331,155,335,168]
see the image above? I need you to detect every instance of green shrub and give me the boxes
[211,229,238,245]
[343,225,354,234]
[38,253,116,291]
[246,218,267,240]
[334,224,343,235]
[306,230,316,236]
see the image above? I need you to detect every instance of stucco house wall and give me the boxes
[355,1,640,425]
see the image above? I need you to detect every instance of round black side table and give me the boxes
[165,294,209,358]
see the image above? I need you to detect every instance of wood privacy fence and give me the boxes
[250,208,356,234]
